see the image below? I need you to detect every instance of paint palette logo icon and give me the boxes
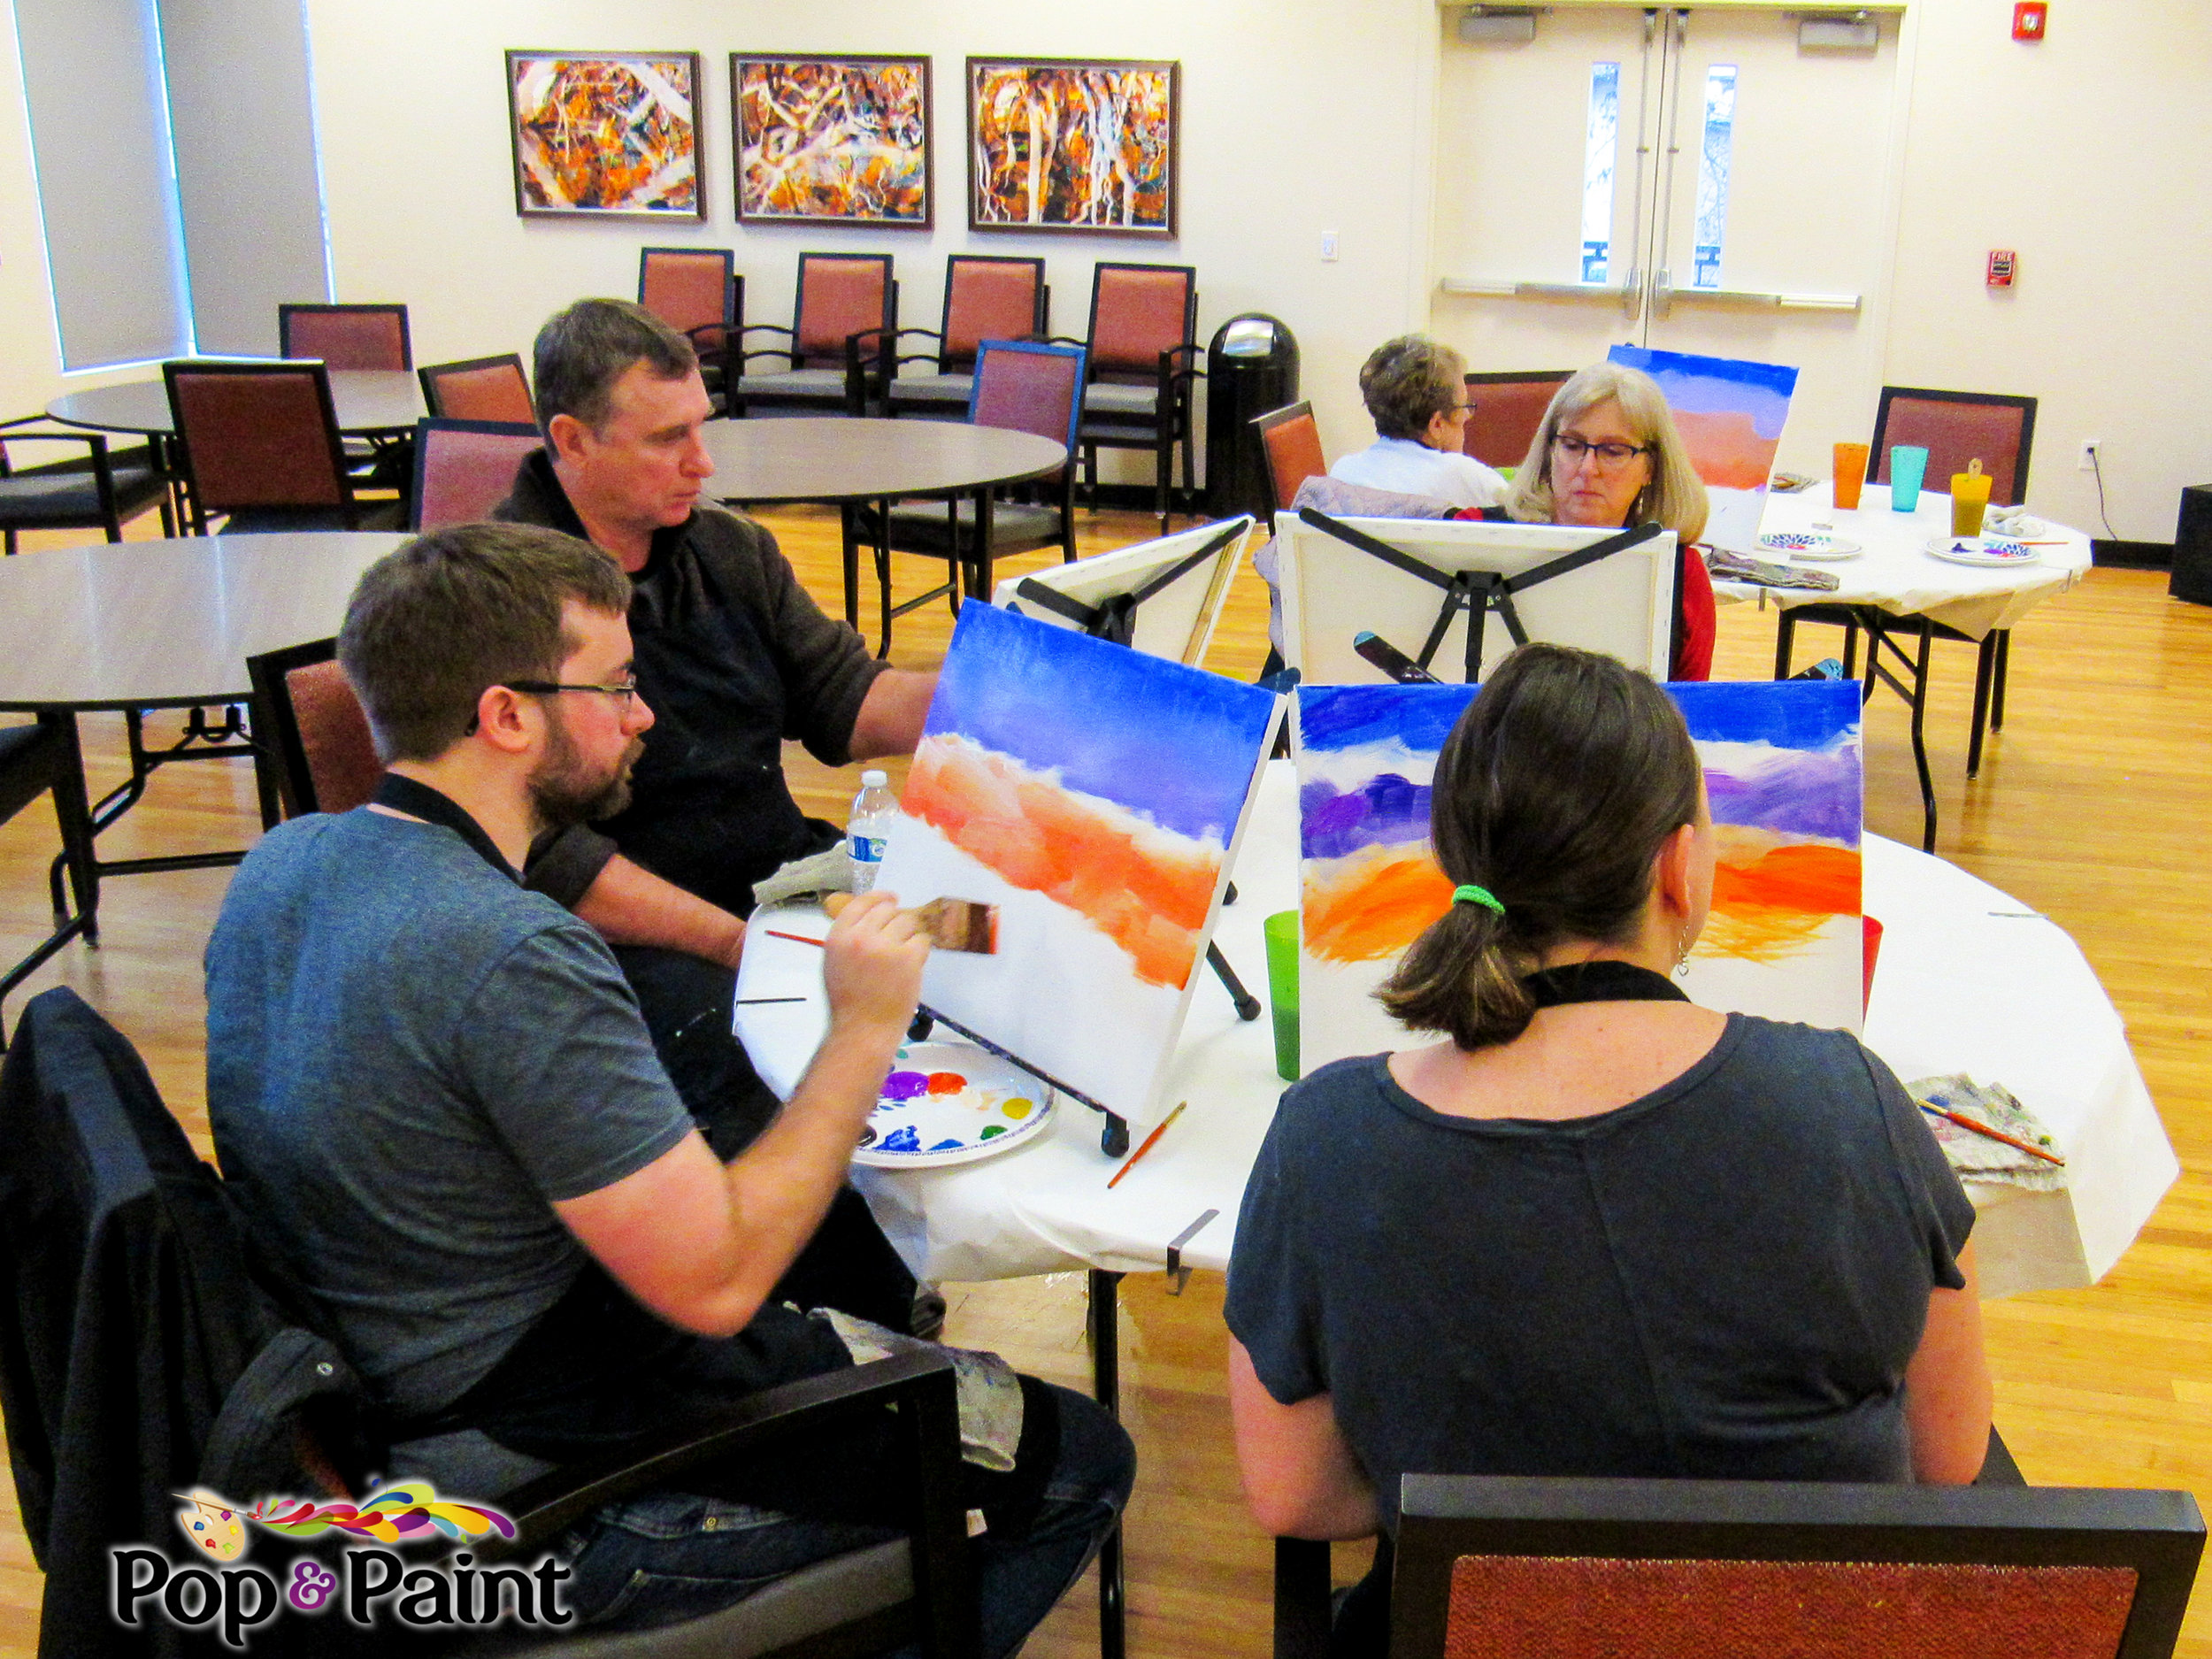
[174,1488,246,1561]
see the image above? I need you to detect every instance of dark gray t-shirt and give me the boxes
[206,809,694,1420]
[1225,1016,1974,1527]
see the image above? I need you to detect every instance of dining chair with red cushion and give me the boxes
[1048,262,1198,534]
[1462,370,1574,470]
[244,638,383,819]
[418,354,537,426]
[731,252,895,418]
[885,255,1049,419]
[407,419,543,534]
[852,339,1087,655]
[1868,386,2038,507]
[639,247,741,405]
[1252,402,1328,511]
[277,303,412,371]
[161,360,399,533]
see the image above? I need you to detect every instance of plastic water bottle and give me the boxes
[847,770,896,893]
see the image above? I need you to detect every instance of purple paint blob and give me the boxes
[881,1071,928,1102]
[1301,774,1434,861]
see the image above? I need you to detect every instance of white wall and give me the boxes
[0,0,2204,539]
[297,0,1440,485]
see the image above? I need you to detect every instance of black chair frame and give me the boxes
[733,253,896,419]
[161,358,363,534]
[406,417,543,534]
[472,1349,976,1659]
[0,419,176,552]
[1866,385,2039,503]
[1047,263,1202,536]
[0,717,98,1038]
[278,301,414,370]
[637,246,740,331]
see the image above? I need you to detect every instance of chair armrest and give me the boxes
[480,1349,960,1557]
[846,328,900,411]
[0,427,114,491]
[736,322,799,372]
[1038,334,1087,350]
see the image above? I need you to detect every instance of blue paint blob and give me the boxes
[880,1125,921,1153]
[927,1139,964,1152]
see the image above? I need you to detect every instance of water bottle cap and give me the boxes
[861,770,888,787]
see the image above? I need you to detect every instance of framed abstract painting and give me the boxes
[966,58,1179,237]
[506,50,704,220]
[731,54,933,227]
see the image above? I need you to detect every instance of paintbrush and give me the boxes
[1107,1102,1187,1188]
[820,891,1001,955]
[1917,1101,2067,1166]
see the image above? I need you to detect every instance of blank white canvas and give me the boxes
[993,517,1251,667]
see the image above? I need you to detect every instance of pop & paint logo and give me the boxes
[113,1480,577,1647]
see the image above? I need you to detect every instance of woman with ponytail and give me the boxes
[1224,643,1990,1655]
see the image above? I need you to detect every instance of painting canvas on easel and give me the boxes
[992,516,1250,667]
[1606,345,1798,554]
[877,602,1280,1131]
[1294,678,1862,1072]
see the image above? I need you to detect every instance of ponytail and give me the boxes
[1375,642,1701,1052]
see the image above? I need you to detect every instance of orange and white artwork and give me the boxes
[732,56,931,227]
[507,50,703,219]
[876,603,1278,1131]
[1294,679,1862,1073]
[966,58,1177,237]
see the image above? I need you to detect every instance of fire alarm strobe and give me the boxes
[2013,2,2047,41]
[1987,250,2017,288]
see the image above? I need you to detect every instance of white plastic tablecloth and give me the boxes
[736,763,2175,1300]
[1714,484,2093,641]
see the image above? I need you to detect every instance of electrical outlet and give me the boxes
[1320,231,1340,262]
[2078,440,2101,472]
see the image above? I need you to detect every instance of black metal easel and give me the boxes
[1294,508,1667,680]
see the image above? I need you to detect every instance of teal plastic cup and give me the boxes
[1263,910,1300,1081]
[1888,444,1929,512]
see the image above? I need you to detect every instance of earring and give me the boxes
[1673,925,1693,978]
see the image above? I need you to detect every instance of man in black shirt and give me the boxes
[497,297,937,1329]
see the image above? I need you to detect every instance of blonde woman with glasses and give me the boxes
[1474,362,1717,679]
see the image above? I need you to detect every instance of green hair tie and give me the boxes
[1452,884,1505,916]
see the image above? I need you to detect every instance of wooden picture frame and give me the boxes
[506,50,705,220]
[731,54,933,228]
[966,58,1179,238]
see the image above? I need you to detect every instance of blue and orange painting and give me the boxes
[1295,677,1863,1064]
[1607,346,1798,492]
[880,603,1279,1124]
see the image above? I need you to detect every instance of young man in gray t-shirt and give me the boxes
[207,524,1132,1646]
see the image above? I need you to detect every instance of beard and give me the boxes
[526,710,641,833]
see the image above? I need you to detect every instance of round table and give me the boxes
[735,759,2174,1302]
[700,417,1069,644]
[1723,486,2094,849]
[0,532,405,918]
[46,371,426,438]
[1721,483,2092,638]
[697,417,1064,506]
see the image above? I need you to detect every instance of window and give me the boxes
[1580,62,1620,284]
[1692,64,1736,290]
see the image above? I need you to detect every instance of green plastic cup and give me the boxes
[1263,910,1301,1081]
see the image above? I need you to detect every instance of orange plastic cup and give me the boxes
[1832,442,1870,511]
[1950,469,1993,536]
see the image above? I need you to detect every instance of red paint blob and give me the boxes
[926,1071,968,1094]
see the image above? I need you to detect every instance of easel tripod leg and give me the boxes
[1088,1268,1127,1659]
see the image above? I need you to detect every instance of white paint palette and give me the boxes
[853,1041,1056,1169]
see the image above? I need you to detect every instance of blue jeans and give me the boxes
[556,1382,1134,1659]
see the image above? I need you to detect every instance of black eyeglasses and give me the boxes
[1552,434,1650,469]
[504,679,641,706]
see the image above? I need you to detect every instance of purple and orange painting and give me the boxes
[1607,345,1798,550]
[1294,678,1863,1071]
[878,602,1279,1128]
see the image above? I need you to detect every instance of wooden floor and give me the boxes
[3,508,2211,1655]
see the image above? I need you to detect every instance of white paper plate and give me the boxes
[1756,531,1862,562]
[1924,534,2039,567]
[852,1041,1056,1169]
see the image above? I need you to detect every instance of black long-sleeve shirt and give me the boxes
[495,450,886,917]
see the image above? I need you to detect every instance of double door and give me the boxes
[1432,5,1905,462]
